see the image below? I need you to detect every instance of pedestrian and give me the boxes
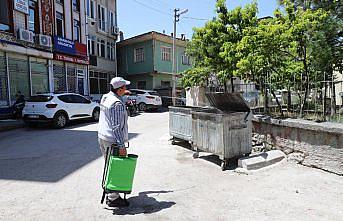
[98,77,130,207]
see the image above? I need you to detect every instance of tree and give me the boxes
[184,0,258,91]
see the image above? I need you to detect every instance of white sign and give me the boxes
[14,0,29,14]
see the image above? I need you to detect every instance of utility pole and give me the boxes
[172,8,188,106]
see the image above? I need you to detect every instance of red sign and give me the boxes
[75,42,87,57]
[41,0,53,35]
[55,54,89,65]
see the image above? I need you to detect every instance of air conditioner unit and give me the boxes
[111,26,119,36]
[37,34,52,48]
[18,29,34,43]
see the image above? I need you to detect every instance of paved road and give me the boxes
[0,112,342,221]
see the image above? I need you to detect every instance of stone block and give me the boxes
[238,150,285,170]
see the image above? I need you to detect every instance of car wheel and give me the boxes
[92,108,100,121]
[138,103,147,111]
[53,112,68,128]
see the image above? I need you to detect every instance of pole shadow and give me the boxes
[107,190,176,215]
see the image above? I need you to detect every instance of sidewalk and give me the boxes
[0,119,24,132]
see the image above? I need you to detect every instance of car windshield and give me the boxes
[148,91,159,96]
[28,95,53,102]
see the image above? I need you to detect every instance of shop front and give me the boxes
[53,36,89,95]
[0,49,52,115]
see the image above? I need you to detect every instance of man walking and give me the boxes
[98,77,130,207]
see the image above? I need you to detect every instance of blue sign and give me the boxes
[54,36,76,55]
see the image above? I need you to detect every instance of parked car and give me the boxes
[126,89,162,111]
[22,93,100,128]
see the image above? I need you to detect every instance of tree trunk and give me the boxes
[323,82,327,120]
[271,90,284,117]
[264,80,269,113]
[287,87,292,112]
[230,77,234,92]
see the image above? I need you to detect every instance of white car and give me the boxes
[22,93,100,128]
[127,89,162,111]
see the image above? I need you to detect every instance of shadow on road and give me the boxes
[107,190,175,215]
[199,154,239,171]
[0,125,139,182]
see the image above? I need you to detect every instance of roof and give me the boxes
[117,31,188,48]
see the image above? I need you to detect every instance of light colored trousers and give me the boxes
[98,138,120,201]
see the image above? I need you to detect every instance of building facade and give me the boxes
[117,31,192,91]
[0,0,54,115]
[52,0,89,95]
[86,0,118,101]
[0,0,92,117]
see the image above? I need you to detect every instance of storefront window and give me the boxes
[8,58,30,102]
[67,67,76,93]
[31,61,49,95]
[54,65,66,93]
[0,54,8,106]
[90,71,108,94]
[0,0,11,32]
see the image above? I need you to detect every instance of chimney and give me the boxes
[119,31,124,41]
[181,34,185,40]
[163,30,166,34]
[171,33,173,37]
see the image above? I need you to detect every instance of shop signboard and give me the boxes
[55,54,89,65]
[14,0,29,14]
[54,36,87,57]
[41,0,53,35]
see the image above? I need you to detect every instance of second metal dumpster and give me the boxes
[191,92,252,170]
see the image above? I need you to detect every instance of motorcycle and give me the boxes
[12,101,25,119]
[126,99,138,117]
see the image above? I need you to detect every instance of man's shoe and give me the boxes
[106,197,130,208]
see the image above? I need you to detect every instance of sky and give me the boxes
[117,0,279,40]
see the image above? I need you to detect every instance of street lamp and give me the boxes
[172,8,188,106]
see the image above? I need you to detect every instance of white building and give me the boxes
[86,0,118,101]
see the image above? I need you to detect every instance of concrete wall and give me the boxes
[252,117,343,175]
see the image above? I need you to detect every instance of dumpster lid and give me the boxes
[205,92,250,113]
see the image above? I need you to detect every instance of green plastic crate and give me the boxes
[104,154,138,193]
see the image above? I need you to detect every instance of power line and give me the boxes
[183,16,209,21]
[131,0,172,17]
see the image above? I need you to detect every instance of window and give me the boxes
[89,71,109,94]
[161,46,171,61]
[53,65,66,93]
[0,0,11,32]
[28,0,39,34]
[56,12,64,37]
[56,0,64,5]
[70,95,90,104]
[134,48,144,63]
[97,4,106,32]
[137,81,146,90]
[89,0,95,19]
[73,0,80,12]
[107,42,111,59]
[87,36,96,55]
[111,43,115,61]
[8,58,30,102]
[97,39,105,57]
[73,20,80,42]
[161,81,171,88]
[182,53,191,65]
[109,11,115,28]
[31,60,49,95]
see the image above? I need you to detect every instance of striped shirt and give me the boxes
[98,92,128,146]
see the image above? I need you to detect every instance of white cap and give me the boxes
[110,77,131,89]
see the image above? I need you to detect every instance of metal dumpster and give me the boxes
[169,106,197,144]
[191,92,252,170]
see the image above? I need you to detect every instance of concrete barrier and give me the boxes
[252,116,343,175]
